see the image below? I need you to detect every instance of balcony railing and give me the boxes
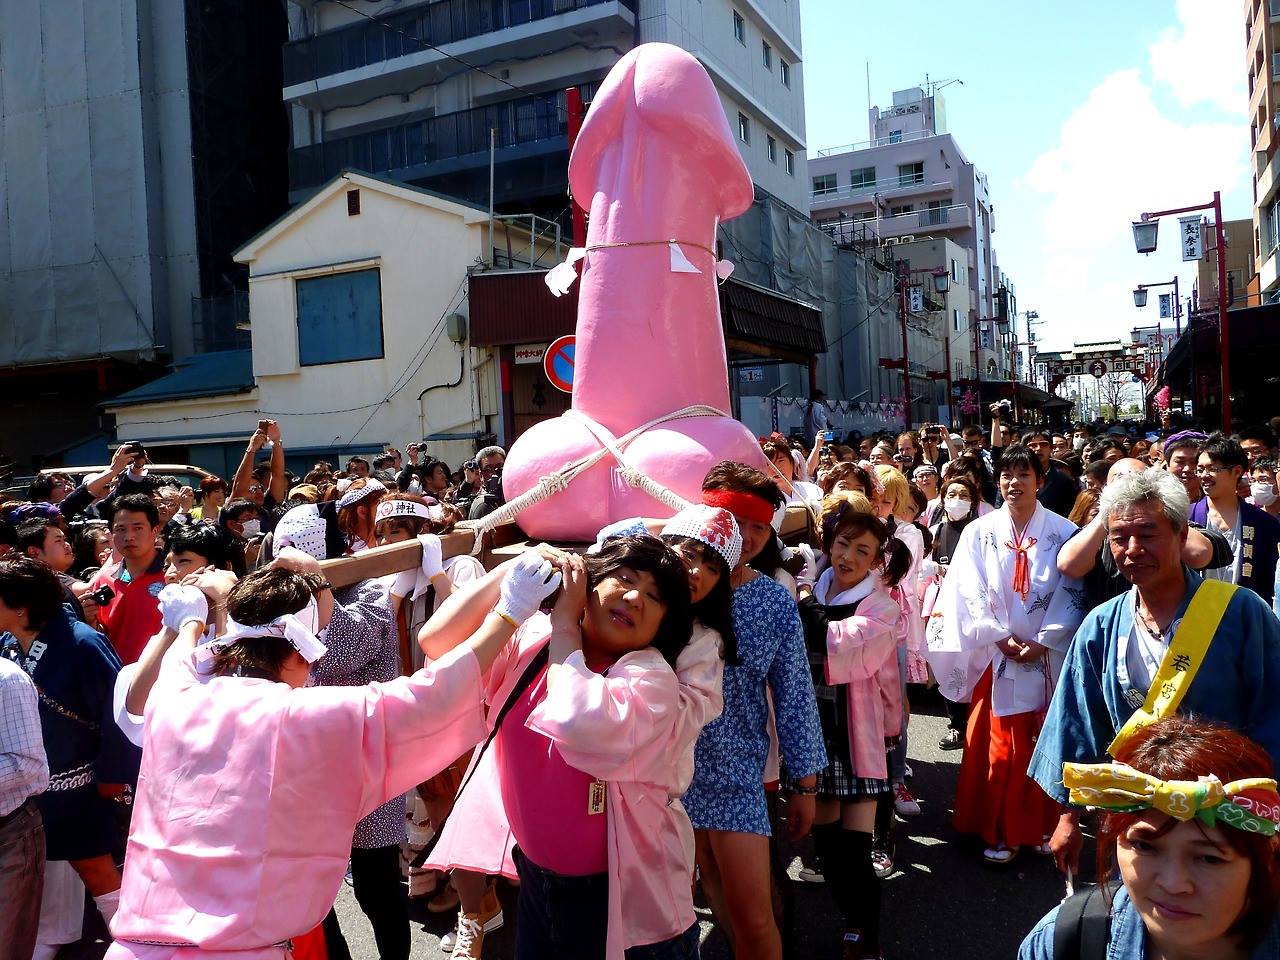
[284,0,635,87]
[810,175,953,205]
[815,129,935,157]
[289,81,599,191]
[816,204,972,244]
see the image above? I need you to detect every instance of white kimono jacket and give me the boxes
[925,503,1087,717]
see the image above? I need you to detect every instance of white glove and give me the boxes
[157,584,208,633]
[418,533,445,580]
[390,567,417,600]
[494,554,563,626]
[794,543,818,590]
[921,558,942,579]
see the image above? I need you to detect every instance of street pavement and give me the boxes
[66,689,1072,960]
[330,688,1071,960]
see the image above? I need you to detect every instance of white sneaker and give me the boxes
[892,782,921,817]
[797,866,825,883]
[441,900,504,953]
[447,915,485,959]
[871,849,894,879]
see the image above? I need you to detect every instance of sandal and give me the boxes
[983,845,1018,865]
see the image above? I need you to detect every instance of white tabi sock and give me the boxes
[93,889,120,925]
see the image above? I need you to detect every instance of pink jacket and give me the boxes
[105,644,487,960]
[431,615,723,958]
[819,573,904,780]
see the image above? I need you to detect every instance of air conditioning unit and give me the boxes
[897,235,916,244]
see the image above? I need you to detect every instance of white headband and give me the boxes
[194,596,327,666]
[375,498,435,524]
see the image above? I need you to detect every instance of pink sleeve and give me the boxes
[824,592,902,684]
[286,645,488,819]
[526,650,682,785]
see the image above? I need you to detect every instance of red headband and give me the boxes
[702,489,775,525]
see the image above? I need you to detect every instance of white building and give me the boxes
[106,172,517,476]
[283,0,809,219]
[806,86,1006,380]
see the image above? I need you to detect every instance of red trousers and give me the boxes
[952,665,1061,848]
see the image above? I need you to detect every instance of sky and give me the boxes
[798,0,1250,353]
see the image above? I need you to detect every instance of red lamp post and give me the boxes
[1132,191,1230,432]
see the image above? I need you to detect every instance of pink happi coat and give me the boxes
[816,570,906,780]
[428,615,723,959]
[105,644,487,960]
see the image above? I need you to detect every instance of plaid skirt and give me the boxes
[785,753,890,801]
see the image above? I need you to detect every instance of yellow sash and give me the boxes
[1108,579,1238,756]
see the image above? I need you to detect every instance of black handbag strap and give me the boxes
[1053,885,1111,960]
[411,643,550,867]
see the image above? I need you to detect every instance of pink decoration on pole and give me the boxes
[501,44,768,540]
[1155,386,1171,413]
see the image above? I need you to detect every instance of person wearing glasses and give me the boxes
[1191,434,1280,605]
[467,445,507,521]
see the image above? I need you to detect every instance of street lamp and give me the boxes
[1132,277,1183,335]
[1130,192,1230,431]
[1132,287,1148,308]
[1131,220,1159,255]
[932,271,950,294]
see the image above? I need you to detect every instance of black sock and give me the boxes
[844,829,880,950]
[874,791,895,854]
[812,821,851,922]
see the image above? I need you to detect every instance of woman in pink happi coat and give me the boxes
[422,524,732,960]
[103,550,531,960]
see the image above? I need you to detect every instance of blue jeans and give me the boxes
[513,848,700,959]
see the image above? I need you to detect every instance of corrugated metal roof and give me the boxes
[721,278,826,355]
[469,271,578,347]
[105,350,255,408]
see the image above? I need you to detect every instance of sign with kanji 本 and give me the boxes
[1179,216,1203,262]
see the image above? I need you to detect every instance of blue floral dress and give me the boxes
[683,574,827,835]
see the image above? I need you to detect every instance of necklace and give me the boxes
[1136,602,1170,643]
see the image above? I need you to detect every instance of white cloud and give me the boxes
[1149,0,1247,115]
[1009,2,1251,355]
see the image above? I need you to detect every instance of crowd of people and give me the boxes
[2,404,1280,960]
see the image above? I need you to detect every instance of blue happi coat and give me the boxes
[1028,569,1280,805]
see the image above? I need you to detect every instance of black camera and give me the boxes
[88,585,115,606]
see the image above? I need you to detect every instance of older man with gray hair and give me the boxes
[1028,467,1280,876]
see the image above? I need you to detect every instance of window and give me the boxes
[898,161,924,186]
[951,258,960,281]
[888,129,903,144]
[952,308,963,332]
[767,135,777,163]
[780,59,791,87]
[850,166,875,189]
[812,173,837,195]
[733,11,746,44]
[296,268,384,366]
[737,112,751,144]
[784,149,795,175]
[762,41,772,69]
[889,204,914,216]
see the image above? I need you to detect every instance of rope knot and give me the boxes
[540,472,570,495]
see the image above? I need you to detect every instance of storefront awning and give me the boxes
[468,270,826,363]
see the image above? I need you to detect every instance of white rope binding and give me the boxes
[465,405,728,554]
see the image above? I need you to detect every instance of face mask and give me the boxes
[944,499,971,521]
[1252,482,1277,507]
[239,518,261,538]
[1073,437,1087,451]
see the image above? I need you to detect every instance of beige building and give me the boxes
[1197,217,1255,309]
[106,171,545,476]
[1247,0,1280,299]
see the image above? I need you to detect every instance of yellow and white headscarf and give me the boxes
[1064,761,1280,836]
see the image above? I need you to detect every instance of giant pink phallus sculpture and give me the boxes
[494,43,768,541]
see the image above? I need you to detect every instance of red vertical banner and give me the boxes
[567,87,588,247]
